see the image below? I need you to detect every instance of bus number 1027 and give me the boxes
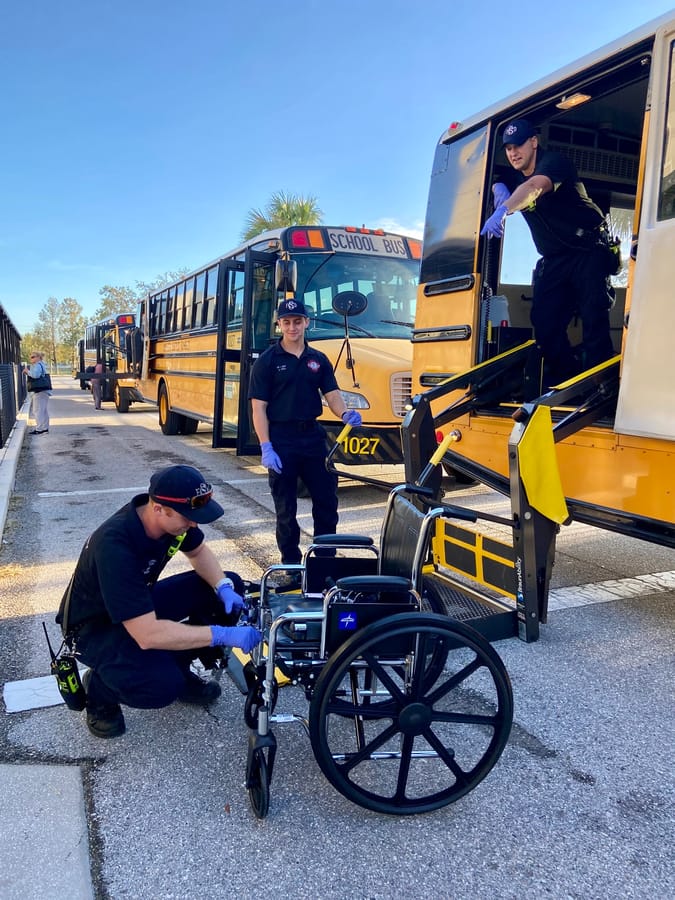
[338,435,381,456]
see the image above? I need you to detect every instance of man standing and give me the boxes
[481,118,616,385]
[57,464,262,738]
[249,298,362,568]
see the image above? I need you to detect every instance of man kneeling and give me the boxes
[57,464,262,738]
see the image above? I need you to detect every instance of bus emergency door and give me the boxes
[236,250,278,455]
[213,259,245,449]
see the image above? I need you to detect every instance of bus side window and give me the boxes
[175,282,186,331]
[192,272,206,328]
[204,265,218,327]
[658,41,675,221]
[183,277,195,331]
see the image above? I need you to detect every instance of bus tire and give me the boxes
[158,384,180,435]
[179,417,199,435]
[114,383,130,413]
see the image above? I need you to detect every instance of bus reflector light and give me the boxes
[291,231,309,247]
[290,229,326,249]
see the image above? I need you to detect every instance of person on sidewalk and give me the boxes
[91,361,104,409]
[23,350,51,434]
[249,298,362,571]
[57,464,263,738]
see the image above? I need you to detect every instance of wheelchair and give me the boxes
[239,484,514,818]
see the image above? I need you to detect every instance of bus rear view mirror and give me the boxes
[275,259,297,294]
[332,291,367,317]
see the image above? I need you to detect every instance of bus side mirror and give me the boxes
[332,290,368,317]
[275,259,297,294]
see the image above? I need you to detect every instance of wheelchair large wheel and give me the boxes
[308,613,513,815]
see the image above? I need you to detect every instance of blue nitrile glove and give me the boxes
[492,182,511,208]
[480,204,508,239]
[210,625,263,654]
[261,441,282,474]
[214,578,245,615]
[341,410,362,427]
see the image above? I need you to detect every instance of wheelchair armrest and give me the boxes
[311,534,375,547]
[335,574,412,593]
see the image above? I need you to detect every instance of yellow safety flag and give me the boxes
[518,405,569,525]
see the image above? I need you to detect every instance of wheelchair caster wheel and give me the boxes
[247,746,272,819]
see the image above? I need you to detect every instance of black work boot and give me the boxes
[86,703,126,739]
[83,669,126,739]
[178,671,222,705]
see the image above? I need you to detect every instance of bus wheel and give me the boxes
[179,417,198,435]
[114,383,130,413]
[158,384,180,435]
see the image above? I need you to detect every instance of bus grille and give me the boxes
[391,373,412,417]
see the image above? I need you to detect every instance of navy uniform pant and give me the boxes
[268,422,338,564]
[530,245,615,385]
[75,569,244,710]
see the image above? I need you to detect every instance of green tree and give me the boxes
[58,297,87,370]
[94,285,137,322]
[135,270,190,299]
[37,297,61,369]
[241,191,323,240]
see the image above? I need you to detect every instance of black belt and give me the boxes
[271,420,317,432]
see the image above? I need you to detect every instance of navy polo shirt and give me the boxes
[249,340,339,422]
[61,494,204,630]
[504,148,604,256]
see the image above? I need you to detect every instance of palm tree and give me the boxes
[241,191,323,240]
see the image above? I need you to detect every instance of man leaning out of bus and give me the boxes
[57,464,263,738]
[481,118,615,386]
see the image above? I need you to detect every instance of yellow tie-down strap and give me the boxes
[431,521,516,600]
[517,405,569,525]
[229,646,291,687]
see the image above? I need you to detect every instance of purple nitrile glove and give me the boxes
[341,409,362,427]
[214,578,245,615]
[480,204,508,239]
[210,625,263,654]
[492,182,511,208]
[261,441,282,474]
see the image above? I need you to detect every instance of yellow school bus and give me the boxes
[128,226,420,464]
[411,12,675,548]
[75,313,138,412]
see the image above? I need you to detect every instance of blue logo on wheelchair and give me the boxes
[338,611,357,631]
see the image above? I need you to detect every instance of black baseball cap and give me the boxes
[149,465,224,524]
[276,298,309,319]
[502,119,537,146]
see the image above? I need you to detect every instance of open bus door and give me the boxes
[213,250,280,454]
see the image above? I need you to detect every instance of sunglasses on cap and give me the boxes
[153,486,213,509]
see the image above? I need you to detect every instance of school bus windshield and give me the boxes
[293,253,418,339]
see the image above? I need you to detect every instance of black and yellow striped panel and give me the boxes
[432,520,516,599]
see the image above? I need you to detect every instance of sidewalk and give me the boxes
[0,394,95,900]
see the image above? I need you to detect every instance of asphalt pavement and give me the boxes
[1,379,673,900]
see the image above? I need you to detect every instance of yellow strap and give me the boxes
[518,406,569,524]
[229,646,291,686]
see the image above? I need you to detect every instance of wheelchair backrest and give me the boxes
[379,490,430,585]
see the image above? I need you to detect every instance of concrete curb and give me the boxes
[0,405,27,545]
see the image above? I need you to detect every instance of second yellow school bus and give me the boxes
[128,225,421,465]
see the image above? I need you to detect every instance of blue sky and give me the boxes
[1,1,673,336]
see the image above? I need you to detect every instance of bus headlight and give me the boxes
[322,390,370,410]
